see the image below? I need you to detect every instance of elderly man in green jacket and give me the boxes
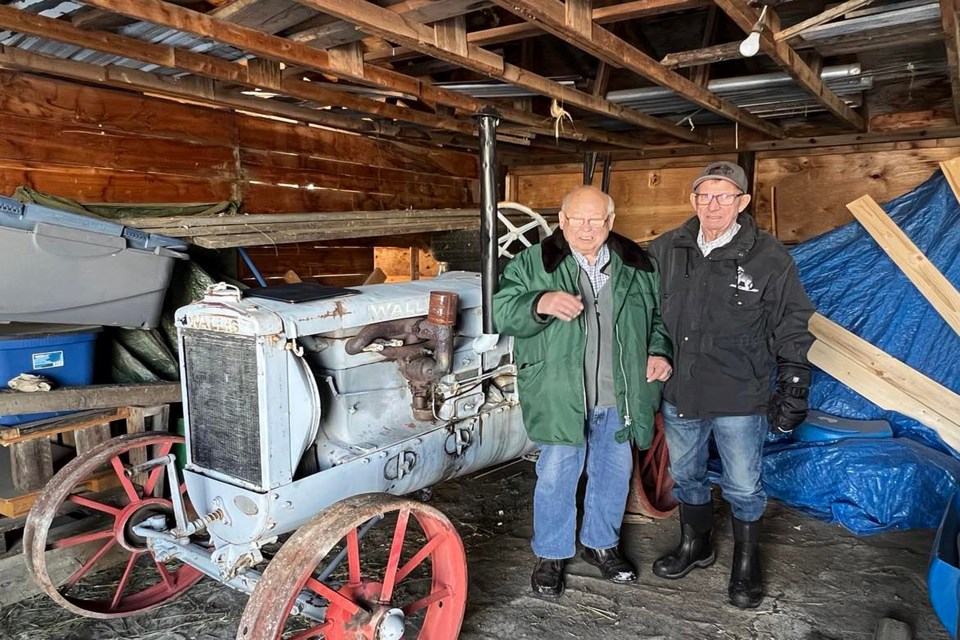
[493,185,672,598]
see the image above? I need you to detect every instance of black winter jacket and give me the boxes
[649,213,814,418]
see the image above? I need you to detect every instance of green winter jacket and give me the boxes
[493,229,672,449]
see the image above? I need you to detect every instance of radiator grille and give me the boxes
[183,330,262,486]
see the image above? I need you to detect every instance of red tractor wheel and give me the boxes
[23,432,204,618]
[237,493,468,640]
[626,413,678,519]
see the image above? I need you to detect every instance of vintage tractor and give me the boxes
[21,112,674,639]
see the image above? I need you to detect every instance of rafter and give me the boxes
[289,0,487,48]
[365,0,709,62]
[714,0,866,131]
[941,0,960,122]
[490,0,784,138]
[77,0,656,148]
[774,0,875,42]
[292,0,708,143]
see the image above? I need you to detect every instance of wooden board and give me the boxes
[241,148,475,190]
[846,195,960,337]
[0,112,235,177]
[239,245,375,283]
[0,408,129,445]
[236,114,477,178]
[0,71,237,146]
[0,161,232,203]
[0,470,118,518]
[375,247,441,280]
[808,313,960,453]
[0,384,180,415]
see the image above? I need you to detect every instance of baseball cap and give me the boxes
[692,161,748,193]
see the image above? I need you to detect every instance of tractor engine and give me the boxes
[174,271,530,577]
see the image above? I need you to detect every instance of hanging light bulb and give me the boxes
[739,5,768,58]
[739,30,762,57]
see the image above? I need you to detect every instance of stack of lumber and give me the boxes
[120,208,481,249]
[808,156,960,454]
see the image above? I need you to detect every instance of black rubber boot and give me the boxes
[652,501,715,579]
[728,517,763,609]
[581,546,638,583]
[531,557,565,598]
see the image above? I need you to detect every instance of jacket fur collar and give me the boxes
[540,227,654,274]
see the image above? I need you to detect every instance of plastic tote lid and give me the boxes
[0,322,102,340]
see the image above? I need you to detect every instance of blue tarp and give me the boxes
[761,169,960,534]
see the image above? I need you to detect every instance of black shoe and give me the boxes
[531,557,565,598]
[580,546,637,584]
[729,517,763,609]
[652,501,716,580]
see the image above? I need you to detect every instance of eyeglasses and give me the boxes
[564,215,610,230]
[694,192,743,206]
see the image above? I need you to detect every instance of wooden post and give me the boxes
[410,247,421,281]
[11,438,53,493]
[73,423,113,456]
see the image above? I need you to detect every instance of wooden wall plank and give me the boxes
[0,113,235,177]
[237,115,478,178]
[0,71,236,146]
[241,148,475,190]
[755,140,960,242]
[0,161,232,203]
[242,164,470,206]
[241,183,468,214]
[239,246,375,281]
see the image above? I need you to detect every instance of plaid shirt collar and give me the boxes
[571,243,610,295]
[698,221,741,257]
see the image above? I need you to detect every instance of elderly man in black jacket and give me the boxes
[648,161,814,609]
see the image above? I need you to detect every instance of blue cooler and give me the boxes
[0,323,100,426]
[930,490,960,639]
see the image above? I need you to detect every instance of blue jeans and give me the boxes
[532,407,634,559]
[661,401,767,522]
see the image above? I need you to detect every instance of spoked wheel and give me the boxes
[497,201,553,258]
[23,432,204,618]
[238,493,467,640]
[626,414,679,518]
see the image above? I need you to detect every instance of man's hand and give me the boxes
[646,355,672,382]
[536,291,583,322]
[768,363,811,434]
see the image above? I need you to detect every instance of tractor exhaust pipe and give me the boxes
[476,108,500,335]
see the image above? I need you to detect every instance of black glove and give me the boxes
[768,363,811,434]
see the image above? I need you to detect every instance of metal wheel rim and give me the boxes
[23,432,204,618]
[237,493,468,640]
[627,414,679,519]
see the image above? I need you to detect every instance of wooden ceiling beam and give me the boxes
[490,0,785,138]
[293,0,709,143]
[774,0,875,41]
[288,0,487,48]
[77,0,651,148]
[940,0,960,122]
[365,0,709,62]
[714,0,866,131]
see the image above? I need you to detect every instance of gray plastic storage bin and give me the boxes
[0,196,188,329]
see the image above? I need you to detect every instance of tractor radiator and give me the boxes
[182,330,262,486]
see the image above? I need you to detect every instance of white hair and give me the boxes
[560,187,615,217]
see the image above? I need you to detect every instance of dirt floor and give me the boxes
[0,459,948,640]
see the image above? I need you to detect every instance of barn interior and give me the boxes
[0,0,958,639]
